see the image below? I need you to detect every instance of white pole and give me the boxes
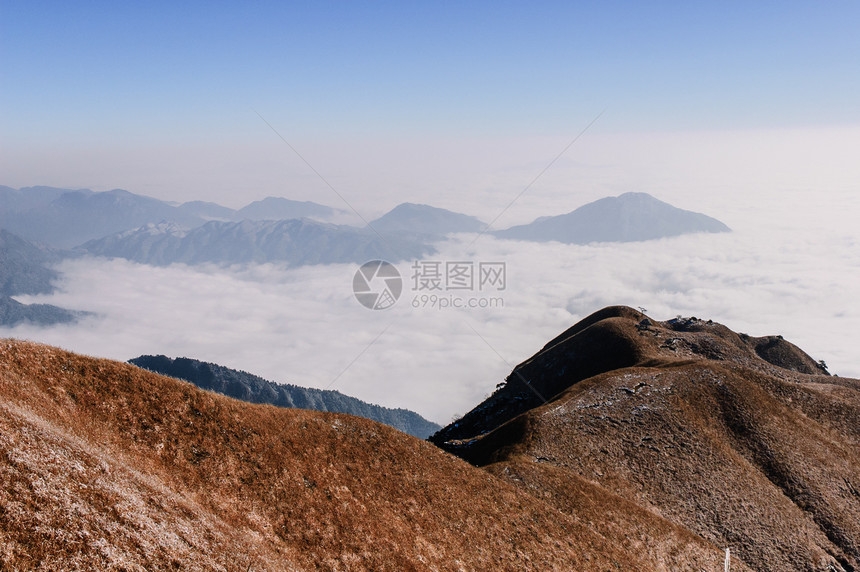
[724,547,731,572]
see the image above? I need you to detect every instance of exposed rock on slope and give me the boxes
[129,354,441,438]
[432,307,859,572]
[4,306,853,571]
[2,339,741,570]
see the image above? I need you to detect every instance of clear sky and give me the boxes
[2,1,860,205]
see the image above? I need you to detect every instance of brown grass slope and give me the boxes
[433,307,860,572]
[0,338,669,571]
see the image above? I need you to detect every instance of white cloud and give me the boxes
[4,127,859,424]
[6,213,858,425]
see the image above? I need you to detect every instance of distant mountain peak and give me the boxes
[0,186,206,248]
[235,196,339,222]
[430,306,857,572]
[369,202,486,235]
[387,202,441,211]
[81,217,433,266]
[495,192,729,244]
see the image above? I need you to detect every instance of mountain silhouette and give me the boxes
[235,196,341,221]
[80,218,433,266]
[0,229,85,326]
[0,229,60,297]
[175,200,236,221]
[0,185,76,213]
[432,306,858,572]
[129,354,440,438]
[0,186,343,249]
[494,192,730,243]
[0,296,81,327]
[78,203,492,267]
[369,202,486,236]
[4,187,732,268]
[0,188,204,248]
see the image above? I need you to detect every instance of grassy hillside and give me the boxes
[433,307,860,572]
[0,338,690,571]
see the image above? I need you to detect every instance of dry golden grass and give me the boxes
[4,305,855,571]
[485,457,748,572]
[0,338,657,571]
[436,307,860,572]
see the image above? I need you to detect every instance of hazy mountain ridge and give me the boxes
[0,297,82,327]
[0,185,82,213]
[235,196,341,221]
[4,186,731,269]
[0,229,85,326]
[0,188,204,248]
[368,202,487,236]
[76,204,483,266]
[0,229,60,296]
[81,218,434,266]
[129,354,440,438]
[75,193,731,268]
[494,192,730,243]
[175,200,236,221]
[0,186,342,249]
[432,307,859,572]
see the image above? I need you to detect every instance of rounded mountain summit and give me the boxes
[494,192,730,244]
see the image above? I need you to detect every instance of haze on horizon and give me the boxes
[2,2,859,209]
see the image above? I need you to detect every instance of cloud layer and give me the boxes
[6,216,858,425]
[4,128,859,424]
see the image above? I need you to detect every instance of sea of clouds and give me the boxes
[7,224,858,424]
[4,127,859,424]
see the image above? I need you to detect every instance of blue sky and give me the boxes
[2,1,860,203]
[4,2,859,135]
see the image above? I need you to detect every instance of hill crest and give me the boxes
[432,307,859,572]
[2,338,690,570]
[494,192,730,243]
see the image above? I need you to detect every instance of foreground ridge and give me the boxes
[1,337,734,570]
[432,306,860,572]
